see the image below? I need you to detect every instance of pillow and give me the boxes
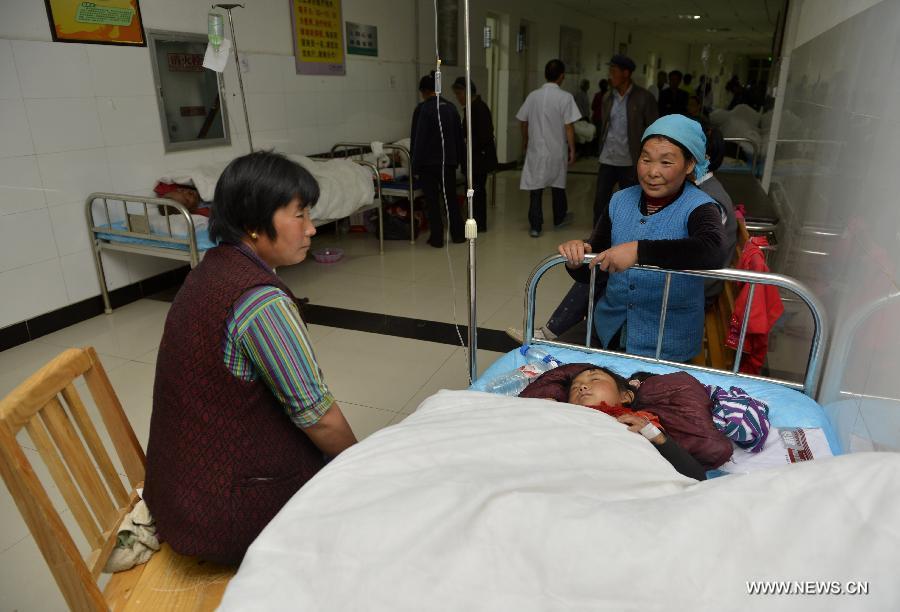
[633,372,733,469]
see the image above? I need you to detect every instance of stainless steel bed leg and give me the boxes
[377,199,384,254]
[90,242,113,314]
[585,265,597,347]
[655,273,672,360]
[733,283,756,373]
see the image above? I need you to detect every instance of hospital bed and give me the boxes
[331,141,496,244]
[85,158,382,314]
[219,258,900,610]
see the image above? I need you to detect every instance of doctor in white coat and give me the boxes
[517,59,581,237]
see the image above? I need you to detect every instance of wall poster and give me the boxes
[290,0,345,76]
[44,0,146,46]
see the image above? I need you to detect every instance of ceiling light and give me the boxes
[677,14,702,20]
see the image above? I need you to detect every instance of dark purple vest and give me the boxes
[144,244,324,564]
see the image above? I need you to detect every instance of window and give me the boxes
[148,29,230,152]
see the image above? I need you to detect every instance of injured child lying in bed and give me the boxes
[519,363,743,481]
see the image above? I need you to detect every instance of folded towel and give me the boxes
[104,500,160,573]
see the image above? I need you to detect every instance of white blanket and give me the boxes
[220,390,900,611]
[159,155,374,225]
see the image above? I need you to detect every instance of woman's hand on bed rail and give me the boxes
[590,241,638,274]
[558,240,592,268]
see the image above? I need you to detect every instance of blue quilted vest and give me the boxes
[593,183,712,362]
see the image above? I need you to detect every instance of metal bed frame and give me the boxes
[330,141,496,245]
[85,160,383,315]
[723,136,761,175]
[331,142,421,244]
[522,255,829,399]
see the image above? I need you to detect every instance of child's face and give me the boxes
[568,369,628,407]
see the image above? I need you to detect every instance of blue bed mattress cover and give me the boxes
[471,345,842,455]
[95,221,216,251]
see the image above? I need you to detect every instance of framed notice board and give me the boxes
[289,0,345,76]
[44,0,146,46]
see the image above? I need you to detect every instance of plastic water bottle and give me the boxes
[484,346,562,395]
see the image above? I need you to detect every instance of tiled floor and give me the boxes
[0,166,600,610]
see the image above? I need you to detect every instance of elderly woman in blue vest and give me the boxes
[559,115,724,362]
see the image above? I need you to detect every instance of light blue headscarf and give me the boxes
[641,114,709,180]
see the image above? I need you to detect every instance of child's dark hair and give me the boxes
[209,150,319,245]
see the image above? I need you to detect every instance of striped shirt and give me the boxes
[224,285,334,429]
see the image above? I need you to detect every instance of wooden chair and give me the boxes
[0,347,234,611]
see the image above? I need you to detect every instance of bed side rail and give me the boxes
[723,137,760,174]
[524,255,828,398]
[84,192,200,262]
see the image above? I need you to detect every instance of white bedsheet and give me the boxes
[220,390,900,612]
[159,155,374,225]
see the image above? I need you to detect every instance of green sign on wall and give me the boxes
[346,22,377,57]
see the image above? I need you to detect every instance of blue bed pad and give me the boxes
[380,179,422,191]
[471,345,843,455]
[95,220,216,251]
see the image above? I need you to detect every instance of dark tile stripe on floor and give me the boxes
[149,289,519,353]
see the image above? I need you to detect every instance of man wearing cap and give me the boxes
[594,54,658,227]
[452,77,498,232]
[516,59,582,237]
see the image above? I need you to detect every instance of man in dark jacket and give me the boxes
[594,54,658,226]
[658,70,689,116]
[411,73,465,247]
[452,76,498,232]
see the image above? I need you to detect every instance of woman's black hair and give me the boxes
[640,134,695,164]
[209,150,319,245]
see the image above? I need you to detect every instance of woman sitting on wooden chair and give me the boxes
[144,151,357,565]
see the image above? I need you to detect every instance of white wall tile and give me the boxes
[253,129,292,152]
[12,40,93,99]
[86,45,155,98]
[314,92,345,126]
[104,142,165,194]
[59,247,102,304]
[284,92,318,129]
[0,98,34,157]
[0,208,57,273]
[125,253,184,283]
[288,127,320,155]
[36,148,112,206]
[0,156,45,215]
[0,40,21,100]
[25,98,103,154]
[100,250,132,290]
[48,203,90,256]
[0,258,68,328]
[97,96,163,147]
[241,53,285,94]
[246,92,287,133]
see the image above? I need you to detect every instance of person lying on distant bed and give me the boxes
[521,364,707,480]
[154,182,208,216]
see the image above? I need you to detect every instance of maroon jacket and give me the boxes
[633,372,733,469]
[144,244,325,564]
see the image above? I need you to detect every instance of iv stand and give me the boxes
[462,0,477,383]
[213,3,253,152]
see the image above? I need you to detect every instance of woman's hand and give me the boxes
[617,413,666,445]
[590,241,638,273]
[558,240,592,268]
